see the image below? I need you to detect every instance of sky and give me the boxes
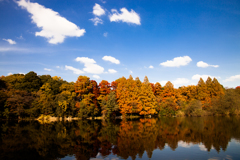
[0,0,240,88]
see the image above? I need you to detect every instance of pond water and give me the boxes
[1,116,240,160]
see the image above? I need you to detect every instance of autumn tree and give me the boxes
[116,75,141,116]
[90,80,100,110]
[211,78,224,99]
[1,74,24,90]
[39,75,52,85]
[55,83,76,117]
[138,76,157,115]
[37,83,55,115]
[111,81,118,92]
[97,80,111,107]
[196,78,208,109]
[4,90,34,119]
[179,85,197,103]
[160,81,181,115]
[74,76,96,118]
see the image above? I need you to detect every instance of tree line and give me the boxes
[0,71,240,119]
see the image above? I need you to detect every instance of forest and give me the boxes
[0,71,240,120]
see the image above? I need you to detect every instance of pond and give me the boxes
[1,116,240,160]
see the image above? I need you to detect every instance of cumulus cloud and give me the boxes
[3,39,16,44]
[129,70,133,74]
[160,56,192,67]
[159,81,168,86]
[65,65,84,74]
[44,68,53,71]
[16,0,85,44]
[93,75,100,79]
[103,32,108,37]
[197,61,219,68]
[224,74,240,82]
[178,141,194,148]
[102,56,120,64]
[149,65,154,69]
[90,3,105,26]
[192,74,220,81]
[173,78,189,85]
[109,8,141,25]
[199,144,207,151]
[75,57,104,74]
[90,17,103,26]
[93,3,105,16]
[108,69,117,74]
[7,72,13,76]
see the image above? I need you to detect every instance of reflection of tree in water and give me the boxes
[0,116,240,160]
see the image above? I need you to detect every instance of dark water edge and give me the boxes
[1,116,240,160]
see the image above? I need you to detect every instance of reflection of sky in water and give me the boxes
[82,139,239,160]
[177,141,215,151]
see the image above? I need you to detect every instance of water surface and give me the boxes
[1,116,240,160]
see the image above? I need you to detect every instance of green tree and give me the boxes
[22,71,42,92]
[55,83,76,117]
[101,92,119,118]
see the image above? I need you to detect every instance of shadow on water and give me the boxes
[1,116,240,160]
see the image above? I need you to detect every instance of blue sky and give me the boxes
[0,0,240,88]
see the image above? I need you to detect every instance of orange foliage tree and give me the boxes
[138,76,157,115]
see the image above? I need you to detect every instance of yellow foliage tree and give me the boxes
[138,76,157,115]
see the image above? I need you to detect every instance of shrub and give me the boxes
[185,100,204,117]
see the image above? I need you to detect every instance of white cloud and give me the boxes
[0,47,30,52]
[102,56,120,64]
[108,69,117,74]
[44,68,53,71]
[17,35,24,39]
[3,39,16,44]
[7,72,13,76]
[160,56,192,67]
[224,74,240,82]
[159,81,168,86]
[109,8,141,25]
[93,75,100,79]
[75,57,104,74]
[129,70,133,74]
[16,0,85,44]
[192,74,220,81]
[178,141,194,148]
[149,65,154,69]
[197,61,219,68]
[103,32,108,37]
[173,78,189,85]
[65,65,84,74]
[100,0,106,3]
[93,3,105,16]
[56,66,60,68]
[199,144,207,151]
[90,17,103,26]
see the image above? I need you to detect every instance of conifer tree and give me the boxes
[205,77,213,107]
[211,78,224,99]
[116,76,141,116]
[138,76,157,115]
[197,78,208,108]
